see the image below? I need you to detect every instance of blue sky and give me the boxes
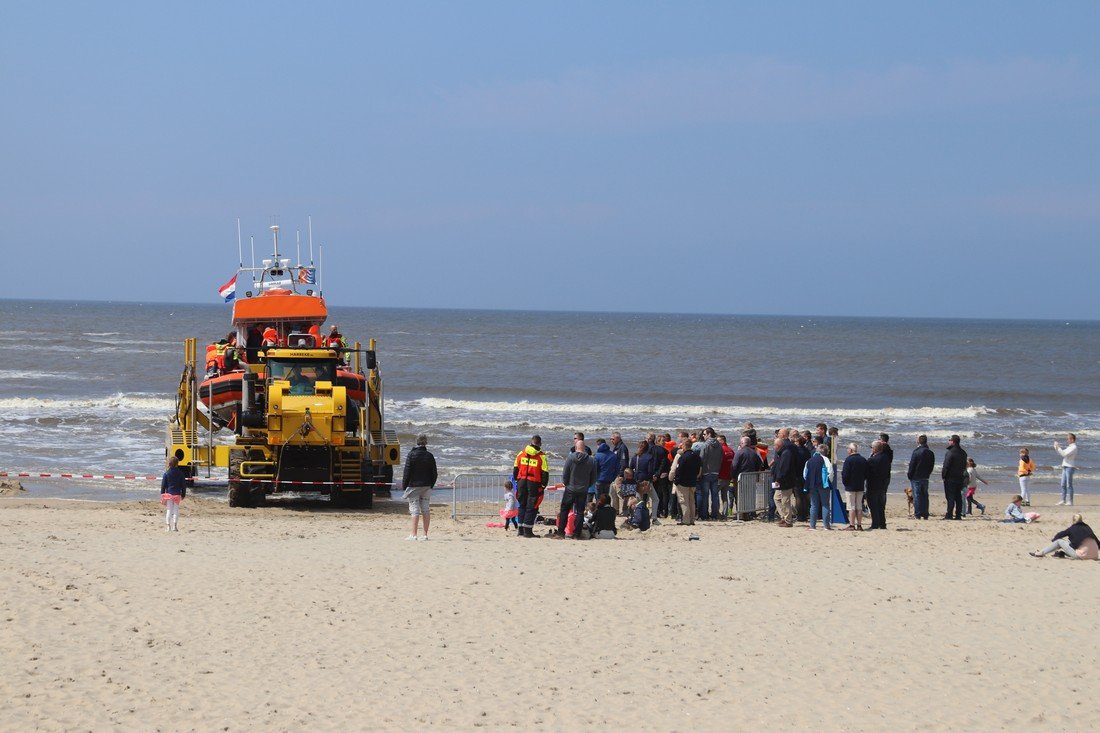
[1,2,1097,318]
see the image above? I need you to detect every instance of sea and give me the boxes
[0,299,1096,501]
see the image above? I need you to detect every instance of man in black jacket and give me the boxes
[792,432,812,522]
[730,436,764,516]
[771,431,797,527]
[865,440,891,530]
[906,434,935,520]
[841,442,868,530]
[402,434,438,540]
[941,434,968,520]
[671,439,703,526]
[558,439,597,539]
[609,432,629,477]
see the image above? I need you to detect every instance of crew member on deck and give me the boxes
[261,326,279,356]
[327,325,348,364]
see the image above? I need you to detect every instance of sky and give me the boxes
[1,1,1098,319]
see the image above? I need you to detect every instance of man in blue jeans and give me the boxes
[906,434,935,520]
[697,428,723,520]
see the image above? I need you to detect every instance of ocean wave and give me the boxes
[391,397,995,423]
[0,370,105,382]
[0,394,175,420]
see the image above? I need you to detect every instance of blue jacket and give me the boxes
[161,466,187,497]
[842,453,868,492]
[630,502,651,531]
[803,452,830,492]
[630,451,656,483]
[594,443,620,483]
[907,445,935,481]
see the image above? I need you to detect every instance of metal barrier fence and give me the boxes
[735,471,771,518]
[452,473,564,520]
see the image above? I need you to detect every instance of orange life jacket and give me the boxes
[514,446,547,484]
[205,344,218,370]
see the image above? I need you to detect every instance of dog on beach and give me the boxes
[904,486,914,517]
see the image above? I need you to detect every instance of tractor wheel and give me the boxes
[227,453,253,508]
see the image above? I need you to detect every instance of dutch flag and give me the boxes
[218,274,237,303]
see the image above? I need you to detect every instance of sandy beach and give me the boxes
[1,491,1097,732]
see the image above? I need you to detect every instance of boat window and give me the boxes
[268,359,337,395]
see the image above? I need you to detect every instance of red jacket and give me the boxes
[718,443,735,481]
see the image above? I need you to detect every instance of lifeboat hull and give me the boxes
[198,370,366,422]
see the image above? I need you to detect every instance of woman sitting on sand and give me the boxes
[1030,514,1100,560]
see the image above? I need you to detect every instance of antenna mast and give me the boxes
[236,218,243,267]
[271,225,280,259]
[308,216,315,264]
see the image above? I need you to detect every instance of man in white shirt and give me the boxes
[1054,433,1078,506]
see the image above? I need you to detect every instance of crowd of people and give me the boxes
[156,420,1088,559]
[494,424,1085,538]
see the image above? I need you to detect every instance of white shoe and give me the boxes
[166,526,172,532]
[418,535,430,541]
[404,535,418,541]
[1056,501,1065,506]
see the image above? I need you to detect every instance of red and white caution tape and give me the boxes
[0,471,391,488]
[1,471,163,481]
[245,480,393,487]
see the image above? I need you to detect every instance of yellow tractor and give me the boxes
[168,334,400,508]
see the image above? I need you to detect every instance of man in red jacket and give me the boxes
[717,434,735,519]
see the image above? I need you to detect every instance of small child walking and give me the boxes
[965,458,988,515]
[160,456,187,532]
[501,480,520,532]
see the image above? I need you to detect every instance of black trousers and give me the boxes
[517,479,543,529]
[655,477,671,516]
[557,488,588,537]
[944,480,965,519]
[795,486,810,522]
[867,488,888,529]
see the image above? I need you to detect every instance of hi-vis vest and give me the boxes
[514,447,547,483]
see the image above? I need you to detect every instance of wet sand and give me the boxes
[1,491,1097,731]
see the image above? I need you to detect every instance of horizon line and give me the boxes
[0,295,1094,326]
